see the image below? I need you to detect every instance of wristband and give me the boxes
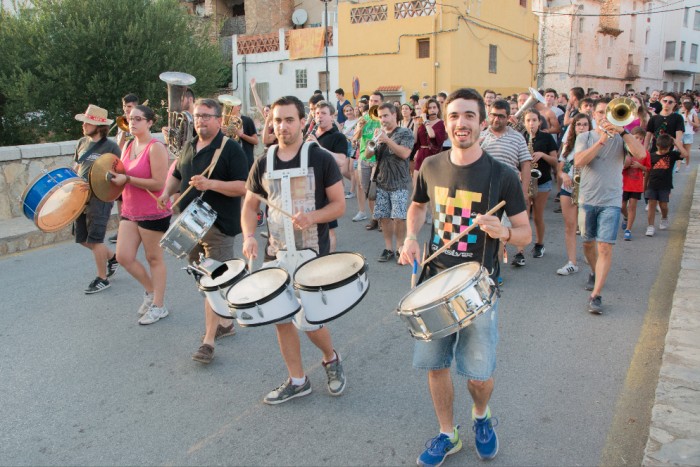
[245,233,255,239]
[504,227,512,243]
[405,234,418,241]
[125,175,131,184]
[597,139,606,147]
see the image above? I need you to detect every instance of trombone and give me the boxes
[604,97,636,135]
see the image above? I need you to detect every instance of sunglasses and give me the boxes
[489,113,508,120]
[661,99,676,104]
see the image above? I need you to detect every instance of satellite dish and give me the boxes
[292,8,308,26]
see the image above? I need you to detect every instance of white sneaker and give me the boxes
[557,261,579,276]
[138,291,154,316]
[646,225,655,237]
[138,305,169,325]
[352,211,368,222]
[344,192,356,199]
[656,204,661,213]
[659,218,669,230]
[645,204,649,212]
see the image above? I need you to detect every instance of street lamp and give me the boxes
[321,0,331,101]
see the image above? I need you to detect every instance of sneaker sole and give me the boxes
[138,310,169,325]
[192,354,213,364]
[263,386,312,405]
[589,308,603,315]
[84,283,111,294]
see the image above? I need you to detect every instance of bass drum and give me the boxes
[21,168,90,232]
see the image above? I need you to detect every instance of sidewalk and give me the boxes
[643,168,700,467]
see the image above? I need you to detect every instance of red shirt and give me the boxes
[622,151,651,193]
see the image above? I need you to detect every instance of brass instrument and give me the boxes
[509,87,545,133]
[219,94,243,142]
[109,99,149,134]
[160,71,196,158]
[366,128,384,151]
[601,97,637,137]
[368,105,380,121]
[527,131,541,200]
[571,168,581,206]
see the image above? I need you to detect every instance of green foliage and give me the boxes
[0,0,229,145]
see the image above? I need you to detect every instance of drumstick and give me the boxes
[170,160,217,209]
[247,256,254,273]
[250,192,295,220]
[420,200,506,267]
[410,259,418,289]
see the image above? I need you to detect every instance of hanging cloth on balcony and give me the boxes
[288,27,326,60]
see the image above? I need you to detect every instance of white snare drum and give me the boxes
[226,268,300,327]
[294,252,369,324]
[160,197,217,258]
[197,259,248,319]
[396,262,496,341]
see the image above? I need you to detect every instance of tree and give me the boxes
[0,0,229,145]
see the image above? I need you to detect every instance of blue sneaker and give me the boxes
[417,427,462,467]
[623,229,632,241]
[621,218,628,231]
[497,276,503,287]
[473,410,499,460]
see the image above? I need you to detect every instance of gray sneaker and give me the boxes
[137,291,154,316]
[264,377,312,405]
[323,353,346,396]
[585,273,596,291]
[138,305,169,325]
[588,295,603,314]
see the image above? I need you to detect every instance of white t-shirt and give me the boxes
[682,109,697,135]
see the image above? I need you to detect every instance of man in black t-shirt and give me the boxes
[399,89,530,465]
[645,134,688,236]
[241,96,347,406]
[645,92,684,151]
[158,98,249,364]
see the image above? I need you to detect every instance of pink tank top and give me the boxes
[120,139,172,221]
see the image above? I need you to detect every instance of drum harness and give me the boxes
[264,142,318,273]
[420,154,503,296]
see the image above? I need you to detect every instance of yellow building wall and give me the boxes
[338,0,538,99]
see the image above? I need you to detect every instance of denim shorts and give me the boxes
[413,300,499,381]
[683,134,693,144]
[580,204,621,244]
[538,180,553,192]
[374,188,409,219]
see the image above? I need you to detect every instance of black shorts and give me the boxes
[121,215,172,232]
[74,198,112,244]
[329,219,339,229]
[622,191,642,201]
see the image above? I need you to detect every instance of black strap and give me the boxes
[482,154,502,278]
[77,137,109,164]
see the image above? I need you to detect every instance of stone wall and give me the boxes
[0,141,79,221]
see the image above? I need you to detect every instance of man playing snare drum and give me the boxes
[399,88,531,465]
[241,95,347,405]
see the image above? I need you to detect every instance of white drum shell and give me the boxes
[197,260,247,319]
[160,198,217,258]
[226,269,301,327]
[397,263,495,341]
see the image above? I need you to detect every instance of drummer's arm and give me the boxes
[199,179,246,197]
[241,190,262,259]
[499,210,531,245]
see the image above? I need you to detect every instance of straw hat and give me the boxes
[74,104,113,126]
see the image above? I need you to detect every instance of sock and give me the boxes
[110,254,117,261]
[323,350,338,365]
[472,405,491,420]
[440,426,458,441]
[291,376,306,386]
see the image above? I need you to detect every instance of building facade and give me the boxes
[537,0,700,94]
[337,0,539,103]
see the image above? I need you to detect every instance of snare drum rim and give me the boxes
[293,251,368,291]
[234,305,301,328]
[197,260,248,292]
[226,267,291,308]
[397,262,488,314]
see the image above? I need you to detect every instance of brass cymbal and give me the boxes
[89,153,125,202]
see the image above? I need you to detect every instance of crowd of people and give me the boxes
[67,81,694,467]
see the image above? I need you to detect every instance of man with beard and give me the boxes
[73,105,122,293]
[241,95,347,404]
[400,88,530,465]
[158,98,249,363]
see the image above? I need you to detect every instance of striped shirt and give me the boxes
[479,126,531,173]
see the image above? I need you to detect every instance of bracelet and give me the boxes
[245,233,255,239]
[504,227,512,243]
[405,234,418,241]
[597,139,606,147]
[125,175,131,184]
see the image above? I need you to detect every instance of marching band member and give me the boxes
[400,89,530,465]
[109,105,172,325]
[241,95,347,405]
[157,98,249,363]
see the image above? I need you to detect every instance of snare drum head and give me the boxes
[36,180,90,232]
[295,252,365,287]
[227,268,288,305]
[199,259,246,288]
[400,262,482,310]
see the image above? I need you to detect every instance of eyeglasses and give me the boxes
[193,114,219,121]
[489,113,507,120]
[574,122,589,127]
[661,99,675,104]
[128,116,148,123]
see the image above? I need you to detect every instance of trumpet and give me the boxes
[367,128,384,151]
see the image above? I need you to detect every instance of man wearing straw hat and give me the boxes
[400,89,530,465]
[73,104,122,294]
[157,98,249,364]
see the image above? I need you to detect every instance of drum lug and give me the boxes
[356,280,364,293]
[240,311,252,321]
[321,289,327,305]
[285,287,294,300]
[256,303,264,318]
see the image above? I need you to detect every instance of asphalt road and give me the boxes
[0,166,693,466]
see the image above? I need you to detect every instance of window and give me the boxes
[630,14,636,42]
[519,0,526,6]
[489,44,497,73]
[607,57,612,69]
[295,69,307,88]
[665,41,676,60]
[695,11,700,30]
[663,81,668,92]
[417,38,430,58]
[681,81,686,92]
[644,57,649,71]
[691,44,698,63]
[673,82,678,92]
[318,71,329,94]
[681,41,686,61]
[684,7,689,27]
[578,18,584,33]
[576,53,582,67]
[645,29,649,45]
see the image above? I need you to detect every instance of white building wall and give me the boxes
[661,3,700,92]
[231,26,339,114]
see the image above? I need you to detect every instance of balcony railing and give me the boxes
[236,27,333,55]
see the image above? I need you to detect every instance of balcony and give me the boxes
[625,63,639,80]
[236,27,333,56]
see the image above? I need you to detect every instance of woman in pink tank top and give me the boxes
[109,105,172,325]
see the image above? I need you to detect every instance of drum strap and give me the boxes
[198,136,229,200]
[482,156,502,281]
[76,137,109,165]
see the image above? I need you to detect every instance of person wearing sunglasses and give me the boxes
[644,92,685,157]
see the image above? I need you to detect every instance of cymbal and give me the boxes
[89,153,125,202]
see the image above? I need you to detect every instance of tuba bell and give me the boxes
[160,71,196,158]
[218,94,243,142]
[510,87,546,133]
